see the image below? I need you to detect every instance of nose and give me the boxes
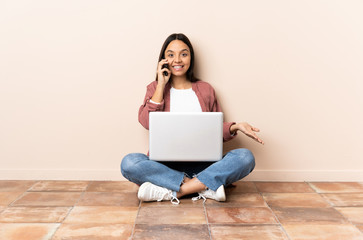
[175,55,181,63]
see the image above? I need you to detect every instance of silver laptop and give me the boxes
[149,112,223,161]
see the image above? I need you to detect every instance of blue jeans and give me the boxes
[120,148,255,192]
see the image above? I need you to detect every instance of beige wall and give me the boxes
[1,0,362,181]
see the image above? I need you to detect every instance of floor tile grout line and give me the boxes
[257,188,292,240]
[1,180,63,240]
[0,190,32,222]
[317,192,336,208]
[260,181,363,238]
[28,181,92,193]
[202,201,213,240]
[130,197,142,240]
[332,206,362,229]
[306,181,318,193]
[6,181,41,208]
[47,181,92,239]
[26,180,41,192]
[307,181,363,230]
[83,180,93,192]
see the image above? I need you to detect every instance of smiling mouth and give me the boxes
[173,65,184,70]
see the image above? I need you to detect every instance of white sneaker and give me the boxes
[192,185,226,202]
[138,182,180,205]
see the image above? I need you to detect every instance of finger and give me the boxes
[159,59,168,65]
[248,132,264,145]
[245,132,258,141]
[252,127,260,132]
[251,135,264,145]
[158,59,169,69]
[256,137,265,145]
[255,134,264,144]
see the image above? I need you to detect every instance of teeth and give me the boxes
[173,66,182,69]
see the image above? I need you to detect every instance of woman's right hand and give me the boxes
[157,59,171,85]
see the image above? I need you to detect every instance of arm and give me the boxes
[138,59,171,129]
[138,82,165,130]
[207,83,264,144]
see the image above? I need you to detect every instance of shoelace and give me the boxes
[170,195,180,205]
[192,193,207,203]
[157,191,180,205]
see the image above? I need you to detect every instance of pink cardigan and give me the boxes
[138,80,237,142]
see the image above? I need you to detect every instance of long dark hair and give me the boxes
[156,33,198,82]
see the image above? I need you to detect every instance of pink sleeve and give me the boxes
[138,82,165,130]
[209,85,237,142]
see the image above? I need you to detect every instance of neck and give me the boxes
[171,75,191,89]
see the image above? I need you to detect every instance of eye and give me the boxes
[182,53,188,57]
[167,54,174,58]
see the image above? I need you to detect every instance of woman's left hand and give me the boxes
[230,122,265,145]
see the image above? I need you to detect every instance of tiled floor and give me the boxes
[0,181,363,240]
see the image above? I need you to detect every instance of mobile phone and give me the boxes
[162,64,169,76]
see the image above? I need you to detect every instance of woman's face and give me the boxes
[164,40,191,77]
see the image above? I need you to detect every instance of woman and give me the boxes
[121,33,264,205]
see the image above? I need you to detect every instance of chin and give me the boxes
[172,71,187,77]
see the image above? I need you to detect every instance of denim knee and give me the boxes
[120,153,144,179]
[230,148,255,173]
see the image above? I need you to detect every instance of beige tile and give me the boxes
[0,207,70,223]
[0,223,59,240]
[255,182,314,193]
[29,181,89,192]
[322,193,363,207]
[133,224,210,240]
[272,207,347,224]
[0,181,37,192]
[0,192,23,206]
[87,181,138,192]
[137,206,206,224]
[336,207,363,225]
[52,223,133,240]
[211,225,288,240]
[309,182,363,193]
[206,193,266,207]
[263,193,331,208]
[225,181,258,194]
[140,198,203,207]
[12,192,82,207]
[77,192,139,207]
[283,224,363,240]
[207,207,277,224]
[64,206,138,224]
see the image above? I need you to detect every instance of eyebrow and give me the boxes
[166,49,189,53]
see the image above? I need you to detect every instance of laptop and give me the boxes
[149,112,223,161]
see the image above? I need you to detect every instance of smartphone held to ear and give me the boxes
[162,64,169,76]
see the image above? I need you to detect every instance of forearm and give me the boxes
[151,83,166,103]
[138,82,166,129]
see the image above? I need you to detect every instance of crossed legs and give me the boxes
[121,148,255,199]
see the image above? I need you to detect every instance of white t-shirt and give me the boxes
[150,87,202,112]
[169,87,202,112]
